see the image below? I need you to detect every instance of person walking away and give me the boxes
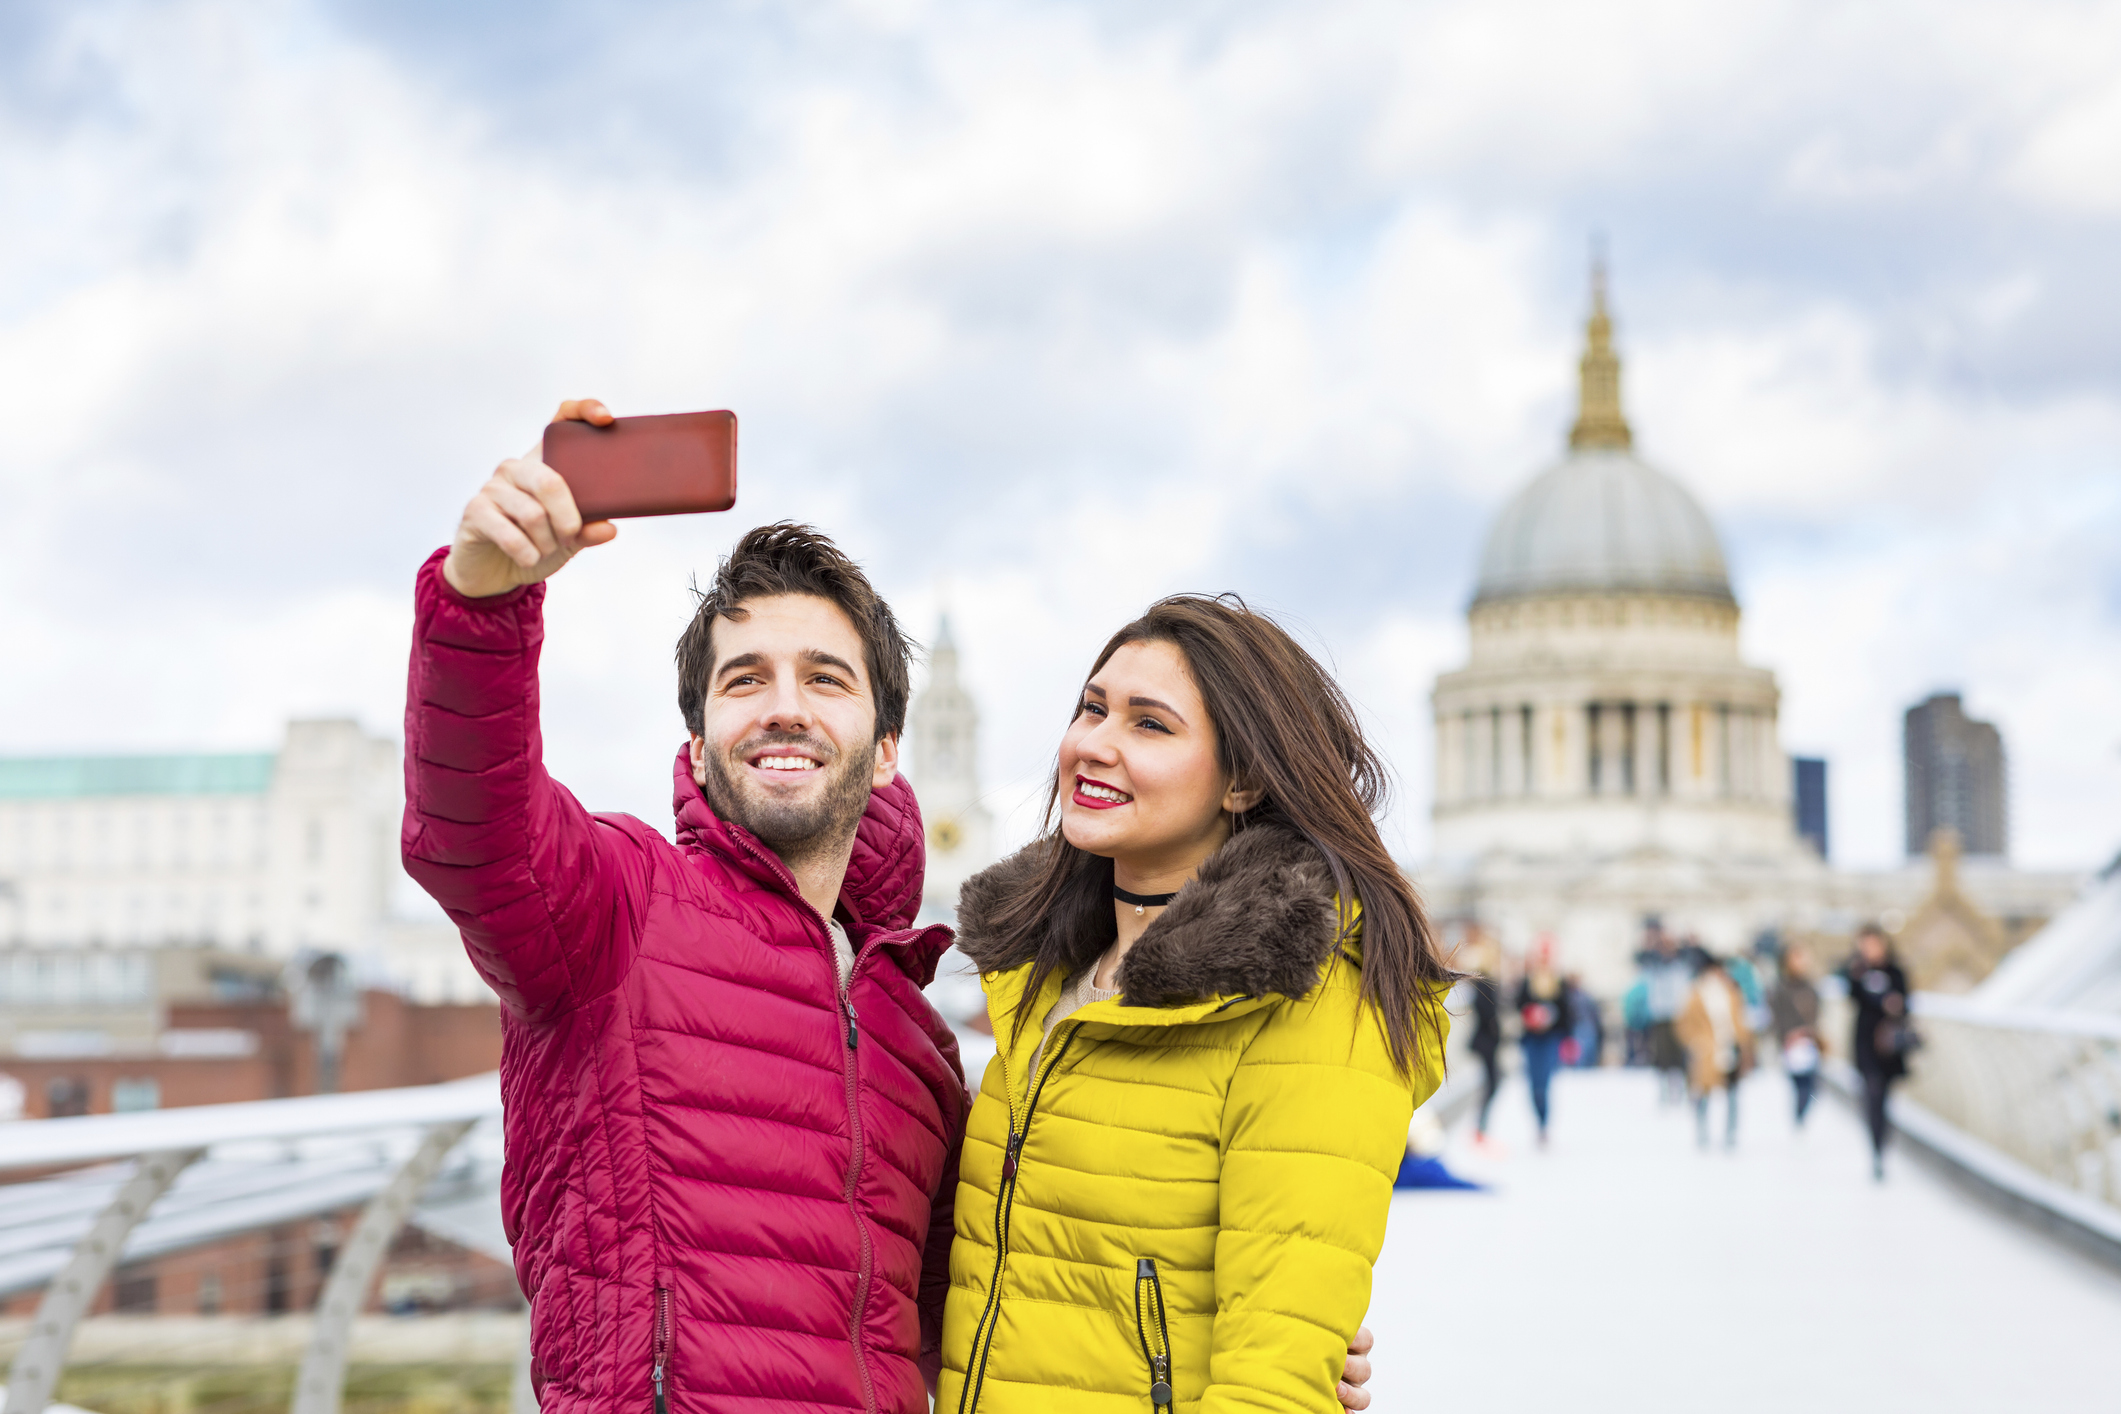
[1844,924,1913,1180]
[402,401,969,1413]
[1516,943,1573,1147]
[939,595,1452,1414]
[1469,964,1503,1144]
[1620,977,1651,1066]
[1676,957,1751,1149]
[1770,946,1823,1128]
[1564,972,1603,1068]
[1636,922,1691,1103]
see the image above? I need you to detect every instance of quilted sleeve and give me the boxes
[1205,968,1443,1414]
[399,548,652,1023]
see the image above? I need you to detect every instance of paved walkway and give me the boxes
[1367,1068,2121,1413]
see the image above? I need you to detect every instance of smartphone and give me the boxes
[542,410,738,521]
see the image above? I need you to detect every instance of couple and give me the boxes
[404,400,1451,1414]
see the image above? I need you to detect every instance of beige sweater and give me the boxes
[1029,964,1119,1076]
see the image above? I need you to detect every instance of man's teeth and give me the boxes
[756,756,820,771]
[1079,781,1131,803]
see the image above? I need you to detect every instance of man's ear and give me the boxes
[871,732,900,788]
[689,733,709,787]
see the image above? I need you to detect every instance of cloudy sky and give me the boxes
[3,0,2118,879]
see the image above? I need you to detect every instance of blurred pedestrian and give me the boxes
[1844,924,1914,1181]
[1516,941,1574,1145]
[1468,963,1504,1144]
[1635,921,1691,1103]
[1620,978,1651,1065]
[1677,956,1752,1149]
[1770,945,1823,1128]
[1565,972,1603,1068]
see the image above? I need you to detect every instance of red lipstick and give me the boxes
[1071,774,1133,810]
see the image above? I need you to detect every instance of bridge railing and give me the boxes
[1900,993,2121,1212]
[0,1074,510,1414]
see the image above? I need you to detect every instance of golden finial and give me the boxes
[1568,246,1633,451]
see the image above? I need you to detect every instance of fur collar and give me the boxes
[953,820,1343,1007]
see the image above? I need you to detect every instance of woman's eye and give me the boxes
[1137,716,1170,734]
[1078,699,1104,718]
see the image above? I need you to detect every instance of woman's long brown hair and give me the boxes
[985,593,1452,1078]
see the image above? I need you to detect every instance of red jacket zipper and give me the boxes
[725,828,882,1414]
[651,1285,672,1414]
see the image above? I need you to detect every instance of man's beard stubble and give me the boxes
[699,731,876,873]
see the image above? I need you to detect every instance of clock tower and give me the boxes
[907,615,996,921]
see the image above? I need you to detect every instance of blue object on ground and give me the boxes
[1394,1153,1483,1190]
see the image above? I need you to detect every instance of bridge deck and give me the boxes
[1369,1068,2121,1413]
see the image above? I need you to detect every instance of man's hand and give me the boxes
[442,399,620,599]
[1337,1325,1374,1410]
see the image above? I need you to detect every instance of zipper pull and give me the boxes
[1151,1354,1172,1408]
[1002,1129,1022,1181]
[842,996,859,1049]
[651,1283,672,1414]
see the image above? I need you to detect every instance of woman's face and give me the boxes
[1057,639,1247,878]
[1858,932,1888,966]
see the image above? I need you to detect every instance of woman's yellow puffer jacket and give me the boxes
[938,822,1447,1414]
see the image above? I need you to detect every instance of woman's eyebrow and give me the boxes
[1129,695,1185,723]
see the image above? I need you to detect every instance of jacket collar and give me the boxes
[954,818,1350,1011]
[668,747,949,982]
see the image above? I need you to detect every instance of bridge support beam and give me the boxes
[3,1146,205,1414]
[291,1120,475,1414]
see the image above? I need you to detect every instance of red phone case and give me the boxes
[543,410,738,520]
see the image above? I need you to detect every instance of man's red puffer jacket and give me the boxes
[401,551,967,1414]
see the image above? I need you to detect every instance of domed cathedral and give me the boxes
[1426,268,1825,992]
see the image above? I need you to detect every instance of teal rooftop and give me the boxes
[0,753,277,799]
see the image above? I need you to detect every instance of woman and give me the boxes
[1468,957,1504,1143]
[1676,956,1752,1149]
[1770,945,1823,1127]
[940,595,1453,1414]
[1844,924,1912,1180]
[1515,942,1573,1145]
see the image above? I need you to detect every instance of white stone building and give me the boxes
[1422,272,2082,992]
[906,616,998,923]
[0,720,483,1003]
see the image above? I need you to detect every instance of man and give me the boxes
[1635,918,1691,1105]
[406,401,1377,1412]
[1769,945,1823,1128]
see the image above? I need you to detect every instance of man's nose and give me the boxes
[756,682,814,735]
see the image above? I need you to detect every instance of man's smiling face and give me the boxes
[690,593,899,867]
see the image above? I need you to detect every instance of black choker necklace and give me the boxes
[1114,885,1179,916]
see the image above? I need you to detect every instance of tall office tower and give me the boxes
[1904,692,2008,858]
[1792,757,1828,859]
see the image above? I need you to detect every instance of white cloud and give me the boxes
[0,0,2117,880]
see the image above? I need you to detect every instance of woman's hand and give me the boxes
[1337,1325,1374,1409]
[442,399,619,598]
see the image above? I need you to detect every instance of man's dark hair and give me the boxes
[675,523,913,741]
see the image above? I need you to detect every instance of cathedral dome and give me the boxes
[1472,266,1734,608]
[1473,447,1732,605]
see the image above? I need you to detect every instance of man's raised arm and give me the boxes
[401,400,644,1023]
